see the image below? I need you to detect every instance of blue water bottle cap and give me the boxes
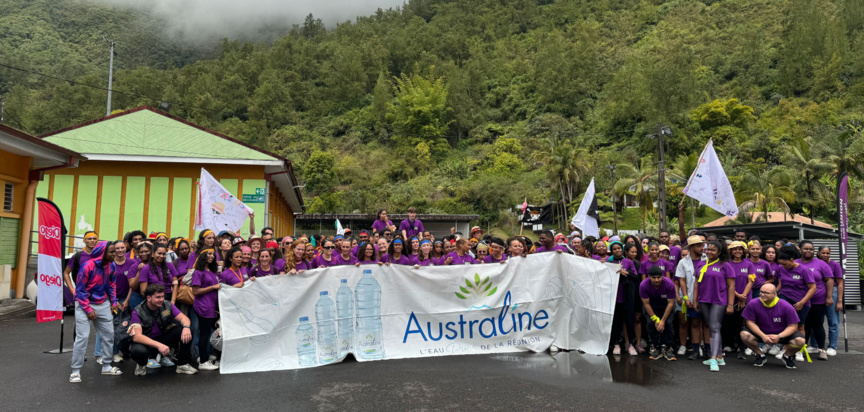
[300,316,308,322]
[320,291,328,295]
[341,279,347,283]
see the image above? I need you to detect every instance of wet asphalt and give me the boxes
[1,308,863,411]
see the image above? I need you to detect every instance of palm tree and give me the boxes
[737,166,797,222]
[670,152,700,227]
[828,125,864,180]
[785,137,833,224]
[535,135,591,229]
[615,156,657,233]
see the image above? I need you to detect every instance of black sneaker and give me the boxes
[782,354,797,369]
[687,348,698,360]
[752,354,767,367]
[649,346,662,360]
[737,350,747,360]
[664,347,677,361]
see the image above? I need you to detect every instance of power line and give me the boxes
[0,61,228,116]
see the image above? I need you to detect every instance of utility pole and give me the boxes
[608,164,618,235]
[102,36,115,116]
[648,123,672,233]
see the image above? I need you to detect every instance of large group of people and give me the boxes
[66,206,847,382]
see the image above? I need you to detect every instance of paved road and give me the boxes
[2,308,863,411]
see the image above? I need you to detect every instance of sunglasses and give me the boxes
[323,246,336,250]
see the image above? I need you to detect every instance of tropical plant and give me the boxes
[784,136,833,224]
[737,166,797,222]
[828,125,864,180]
[615,156,657,233]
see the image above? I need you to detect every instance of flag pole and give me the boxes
[519,198,526,235]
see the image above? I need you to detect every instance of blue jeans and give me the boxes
[809,289,839,350]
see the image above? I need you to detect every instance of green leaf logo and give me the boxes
[454,273,496,299]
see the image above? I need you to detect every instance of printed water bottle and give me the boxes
[355,269,385,359]
[296,316,317,367]
[336,279,354,357]
[315,291,339,364]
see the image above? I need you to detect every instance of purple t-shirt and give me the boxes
[380,253,413,265]
[173,256,194,275]
[697,262,735,306]
[66,249,92,273]
[667,246,682,273]
[776,264,815,306]
[795,258,832,305]
[826,260,842,281]
[251,263,278,277]
[191,270,220,318]
[333,254,358,266]
[313,254,339,268]
[399,219,425,239]
[728,260,756,296]
[750,260,773,293]
[483,254,508,263]
[443,251,480,265]
[371,219,394,234]
[742,298,799,334]
[358,259,379,265]
[112,258,139,301]
[639,276,677,307]
[141,263,180,295]
[533,244,571,254]
[221,267,249,286]
[411,255,434,266]
[131,303,182,338]
[639,258,673,278]
[274,259,286,273]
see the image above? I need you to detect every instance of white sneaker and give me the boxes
[677,346,687,356]
[768,345,781,355]
[96,357,104,365]
[639,339,648,348]
[213,360,219,367]
[723,346,732,353]
[827,348,837,356]
[775,351,784,360]
[69,372,81,383]
[209,355,218,362]
[198,360,219,371]
[135,364,147,376]
[176,364,198,375]
[113,354,124,363]
[795,352,804,362]
[807,346,819,354]
[744,348,753,356]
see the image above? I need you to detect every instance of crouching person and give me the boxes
[129,284,197,376]
[740,284,806,369]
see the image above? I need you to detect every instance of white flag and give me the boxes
[682,140,739,217]
[571,178,600,238]
[335,219,345,236]
[195,168,253,233]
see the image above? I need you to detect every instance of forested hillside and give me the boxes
[3,0,864,236]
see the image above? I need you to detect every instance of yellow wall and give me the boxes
[0,148,31,218]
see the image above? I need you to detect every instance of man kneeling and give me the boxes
[740,284,805,369]
[129,284,197,376]
[640,266,677,361]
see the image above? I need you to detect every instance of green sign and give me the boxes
[242,194,265,203]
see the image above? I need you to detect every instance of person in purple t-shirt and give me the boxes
[692,240,736,371]
[817,246,843,355]
[639,242,673,279]
[726,241,755,359]
[534,230,570,254]
[191,249,222,371]
[63,230,99,307]
[484,238,508,264]
[372,209,397,235]
[796,241,834,360]
[740,283,805,369]
[775,245,816,335]
[608,241,640,356]
[749,241,773,299]
[128,284,197,376]
[356,242,378,265]
[334,240,359,266]
[412,239,435,267]
[640,266,677,360]
[138,243,180,306]
[381,239,413,265]
[313,240,338,268]
[399,207,425,240]
[221,247,249,287]
[251,249,278,277]
[443,238,480,265]
[659,231,681,271]
[172,239,194,276]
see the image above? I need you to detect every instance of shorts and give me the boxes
[685,304,702,319]
[779,294,810,325]
[742,328,804,345]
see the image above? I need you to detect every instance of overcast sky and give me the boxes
[91,0,406,42]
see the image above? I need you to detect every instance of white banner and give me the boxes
[217,253,619,374]
[195,168,253,233]
[682,140,739,217]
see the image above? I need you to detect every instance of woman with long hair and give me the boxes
[173,239,194,276]
[432,241,445,260]
[217,238,233,263]
[774,245,815,362]
[412,240,435,267]
[444,238,479,265]
[251,249,277,278]
[334,239,358,266]
[284,240,311,274]
[247,236,263,265]
[408,237,421,257]
[607,241,639,356]
[138,243,180,305]
[191,248,221,371]
[356,242,378,265]
[313,239,338,268]
[221,247,248,287]
[381,238,413,265]
[692,240,736,372]
[639,242,673,280]
[193,230,217,263]
[622,243,645,354]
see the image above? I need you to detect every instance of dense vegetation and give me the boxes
[3,0,864,237]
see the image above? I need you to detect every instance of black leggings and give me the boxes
[610,301,636,348]
[197,315,221,361]
[805,303,827,350]
[721,308,744,351]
